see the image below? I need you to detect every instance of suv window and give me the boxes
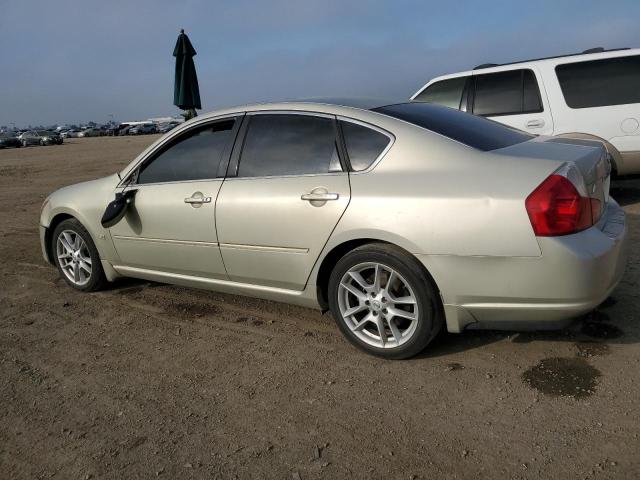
[137,119,235,184]
[556,55,640,108]
[473,69,542,116]
[372,103,532,152]
[413,76,468,109]
[238,114,340,177]
[340,121,390,171]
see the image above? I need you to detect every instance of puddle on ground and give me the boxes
[575,341,610,357]
[522,357,601,399]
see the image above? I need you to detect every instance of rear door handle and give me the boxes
[301,192,339,201]
[526,119,545,128]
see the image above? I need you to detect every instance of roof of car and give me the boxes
[471,47,632,70]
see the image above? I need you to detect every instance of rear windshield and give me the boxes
[372,103,532,151]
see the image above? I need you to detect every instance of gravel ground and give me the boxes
[1,135,639,480]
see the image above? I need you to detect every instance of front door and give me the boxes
[215,113,350,290]
[110,117,239,279]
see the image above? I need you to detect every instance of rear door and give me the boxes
[470,68,554,135]
[215,112,350,290]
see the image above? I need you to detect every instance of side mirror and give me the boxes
[101,189,138,228]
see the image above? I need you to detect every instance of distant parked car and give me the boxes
[78,128,102,138]
[0,133,22,148]
[37,130,63,145]
[118,125,134,136]
[129,123,157,135]
[18,130,39,146]
[18,130,57,146]
[411,47,640,175]
[157,122,179,134]
[63,130,82,138]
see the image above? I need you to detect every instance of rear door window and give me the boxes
[340,121,391,171]
[472,69,542,116]
[237,114,341,177]
[555,55,640,108]
[413,77,468,109]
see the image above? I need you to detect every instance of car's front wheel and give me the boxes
[52,219,106,292]
[328,243,443,359]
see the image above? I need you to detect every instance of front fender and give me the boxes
[40,174,121,264]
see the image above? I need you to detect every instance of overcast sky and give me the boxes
[1,0,639,127]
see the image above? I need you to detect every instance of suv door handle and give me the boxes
[526,119,545,128]
[301,192,339,201]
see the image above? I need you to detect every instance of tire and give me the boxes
[328,243,443,359]
[51,219,107,292]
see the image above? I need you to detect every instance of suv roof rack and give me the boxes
[472,47,631,70]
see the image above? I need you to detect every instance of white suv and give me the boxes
[411,47,640,175]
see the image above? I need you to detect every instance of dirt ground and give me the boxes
[1,135,639,480]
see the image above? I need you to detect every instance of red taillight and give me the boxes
[525,174,594,236]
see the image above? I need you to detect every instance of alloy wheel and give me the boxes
[338,262,419,348]
[56,230,92,286]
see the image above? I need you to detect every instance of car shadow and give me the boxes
[416,302,638,360]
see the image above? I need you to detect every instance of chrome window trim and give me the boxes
[116,177,224,190]
[337,116,395,174]
[245,110,335,120]
[118,112,243,186]
[223,171,347,182]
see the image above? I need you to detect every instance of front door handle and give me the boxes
[301,192,339,201]
[526,119,545,128]
[184,191,211,208]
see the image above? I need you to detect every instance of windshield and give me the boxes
[372,103,533,151]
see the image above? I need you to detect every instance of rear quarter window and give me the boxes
[340,121,391,171]
[555,55,640,108]
[373,103,533,151]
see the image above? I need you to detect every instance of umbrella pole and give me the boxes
[182,108,197,120]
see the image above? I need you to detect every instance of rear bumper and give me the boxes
[418,199,629,332]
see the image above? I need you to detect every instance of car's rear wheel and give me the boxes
[328,243,443,359]
[52,219,107,292]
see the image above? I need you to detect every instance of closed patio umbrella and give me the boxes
[173,29,201,119]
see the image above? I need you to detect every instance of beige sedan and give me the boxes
[40,101,628,358]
